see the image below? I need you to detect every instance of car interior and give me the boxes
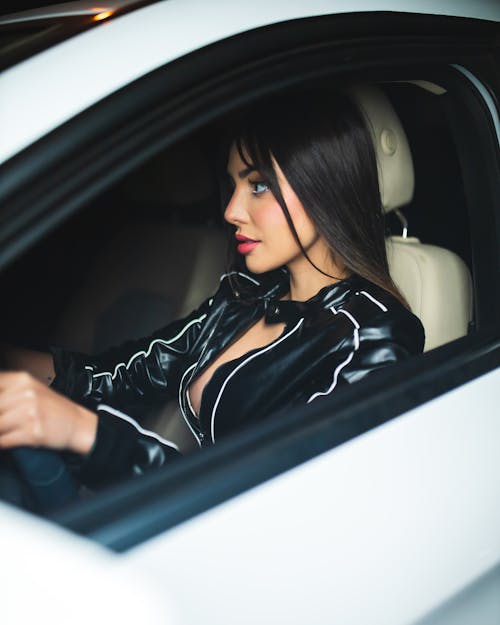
[0,79,476,473]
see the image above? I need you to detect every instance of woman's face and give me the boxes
[224,143,327,275]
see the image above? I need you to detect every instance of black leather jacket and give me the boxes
[52,270,424,486]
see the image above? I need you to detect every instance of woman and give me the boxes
[0,90,424,489]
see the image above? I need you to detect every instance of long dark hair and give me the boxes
[222,89,406,307]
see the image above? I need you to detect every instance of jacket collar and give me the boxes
[255,271,362,325]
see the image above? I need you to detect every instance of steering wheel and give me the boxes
[10,446,79,513]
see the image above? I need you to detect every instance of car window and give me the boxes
[0,10,498,555]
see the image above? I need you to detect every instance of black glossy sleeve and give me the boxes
[50,295,214,412]
[75,404,182,487]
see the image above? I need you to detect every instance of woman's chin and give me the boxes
[244,256,281,275]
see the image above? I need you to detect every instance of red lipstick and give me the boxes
[236,233,260,255]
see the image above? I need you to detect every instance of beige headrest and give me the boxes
[349,85,415,213]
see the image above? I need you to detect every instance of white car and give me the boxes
[1,1,499,624]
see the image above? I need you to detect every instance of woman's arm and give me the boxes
[0,285,220,483]
[0,293,215,483]
[0,371,180,486]
[51,293,215,412]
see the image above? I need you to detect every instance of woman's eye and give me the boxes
[250,180,269,195]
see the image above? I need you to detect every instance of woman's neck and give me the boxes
[285,236,348,302]
[287,272,337,302]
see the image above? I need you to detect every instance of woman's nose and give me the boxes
[224,188,248,225]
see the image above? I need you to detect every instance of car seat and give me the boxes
[350,85,473,351]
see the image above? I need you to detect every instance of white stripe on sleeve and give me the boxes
[97,403,179,451]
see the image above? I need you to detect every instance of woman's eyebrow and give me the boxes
[238,165,256,179]
[226,165,257,180]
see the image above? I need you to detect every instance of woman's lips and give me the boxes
[236,234,260,255]
[237,241,260,255]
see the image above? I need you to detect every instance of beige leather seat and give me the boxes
[350,85,473,351]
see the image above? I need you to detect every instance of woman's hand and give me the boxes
[0,372,97,455]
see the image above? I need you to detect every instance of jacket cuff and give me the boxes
[77,404,181,488]
[49,345,93,404]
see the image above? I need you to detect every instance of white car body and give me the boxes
[1,1,499,623]
[129,368,500,625]
[2,368,499,624]
[1,0,499,164]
